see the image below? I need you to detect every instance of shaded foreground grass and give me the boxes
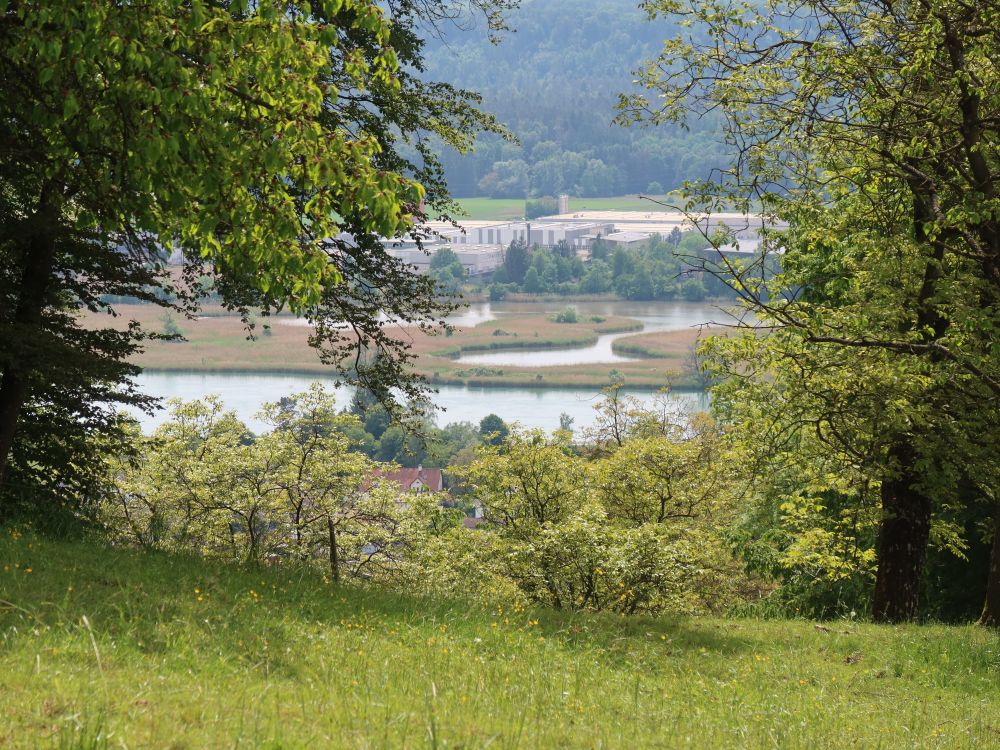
[2,529,998,749]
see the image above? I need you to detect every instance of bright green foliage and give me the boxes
[100,387,439,579]
[594,426,726,526]
[6,0,417,309]
[435,392,747,614]
[462,429,583,534]
[626,0,1000,621]
[0,0,514,511]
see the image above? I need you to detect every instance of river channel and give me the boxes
[454,300,728,366]
[135,300,731,433]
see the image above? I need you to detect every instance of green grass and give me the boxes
[452,198,526,221]
[2,528,999,749]
[451,195,677,221]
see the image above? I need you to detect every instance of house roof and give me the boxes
[371,466,443,493]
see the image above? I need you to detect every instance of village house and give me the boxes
[369,466,444,494]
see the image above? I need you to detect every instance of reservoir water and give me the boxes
[135,371,708,434]
[134,300,728,433]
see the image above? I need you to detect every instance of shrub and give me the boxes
[552,307,578,323]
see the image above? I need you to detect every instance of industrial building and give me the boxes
[385,243,505,276]
[603,231,652,250]
[448,220,615,249]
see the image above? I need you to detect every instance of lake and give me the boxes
[135,300,724,433]
[135,371,708,434]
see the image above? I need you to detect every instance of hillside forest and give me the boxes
[421,0,728,198]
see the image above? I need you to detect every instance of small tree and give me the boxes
[478,414,509,446]
[101,386,437,582]
[503,240,530,284]
[552,307,578,324]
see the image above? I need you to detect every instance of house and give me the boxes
[366,468,494,531]
[370,466,444,493]
[461,500,486,530]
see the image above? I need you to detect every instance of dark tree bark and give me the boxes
[0,196,58,496]
[872,443,933,623]
[868,180,944,625]
[328,519,340,583]
[979,503,1000,627]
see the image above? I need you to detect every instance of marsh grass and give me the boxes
[610,330,704,360]
[78,305,692,387]
[2,529,998,748]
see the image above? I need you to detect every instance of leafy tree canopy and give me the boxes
[0,0,514,512]
[624,0,1000,623]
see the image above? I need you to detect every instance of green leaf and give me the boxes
[62,93,79,120]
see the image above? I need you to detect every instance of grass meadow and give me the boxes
[1,528,998,749]
[451,198,526,221]
[451,196,673,221]
[610,329,708,360]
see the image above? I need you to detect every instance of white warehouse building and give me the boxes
[385,244,505,276]
[449,221,615,249]
[603,231,652,250]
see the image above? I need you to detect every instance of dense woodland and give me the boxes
[421,0,727,197]
[472,232,742,300]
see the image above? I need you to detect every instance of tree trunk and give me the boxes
[872,443,932,623]
[328,519,340,583]
[0,195,59,496]
[979,502,1000,627]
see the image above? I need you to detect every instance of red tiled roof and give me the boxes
[370,467,443,493]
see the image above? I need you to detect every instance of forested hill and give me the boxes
[423,0,727,198]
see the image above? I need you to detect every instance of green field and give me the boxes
[568,195,676,212]
[452,195,677,221]
[2,527,998,749]
[451,197,526,221]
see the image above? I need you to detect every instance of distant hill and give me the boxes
[422,0,728,198]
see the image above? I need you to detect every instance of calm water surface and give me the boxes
[135,373,707,434]
[135,301,721,433]
[455,300,733,366]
